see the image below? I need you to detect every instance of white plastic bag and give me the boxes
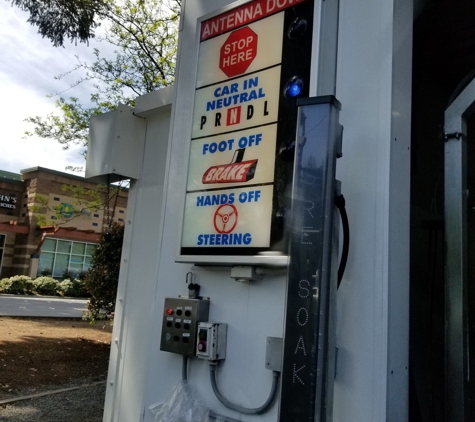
[149,380,210,422]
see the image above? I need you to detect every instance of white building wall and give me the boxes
[101,0,412,421]
[334,0,411,421]
[102,88,174,422]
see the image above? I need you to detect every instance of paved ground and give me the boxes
[0,317,112,421]
[0,295,88,318]
[0,381,107,422]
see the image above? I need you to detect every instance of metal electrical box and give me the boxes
[160,297,210,356]
[196,322,227,361]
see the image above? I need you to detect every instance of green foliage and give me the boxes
[33,276,59,296]
[24,0,180,155]
[29,193,50,226]
[25,96,108,151]
[29,193,48,213]
[0,275,89,297]
[30,183,106,228]
[84,222,124,321]
[77,270,88,281]
[62,271,74,280]
[90,0,179,92]
[0,276,35,295]
[9,0,106,46]
[58,279,88,297]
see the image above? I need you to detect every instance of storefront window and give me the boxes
[86,244,95,256]
[57,240,71,254]
[38,253,54,274]
[52,253,69,278]
[72,243,85,255]
[42,238,56,252]
[37,238,96,279]
[0,234,5,274]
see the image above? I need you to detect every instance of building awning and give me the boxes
[36,226,101,243]
[0,222,29,234]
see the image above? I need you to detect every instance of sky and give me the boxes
[0,3,110,176]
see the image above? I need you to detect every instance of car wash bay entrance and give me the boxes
[411,1,475,421]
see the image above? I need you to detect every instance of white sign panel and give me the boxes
[182,185,274,248]
[192,66,281,139]
[196,13,284,88]
[180,0,308,258]
[187,124,277,191]
[199,0,306,41]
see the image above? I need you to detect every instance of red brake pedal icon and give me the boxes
[202,148,257,184]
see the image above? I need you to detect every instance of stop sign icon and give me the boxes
[219,27,258,78]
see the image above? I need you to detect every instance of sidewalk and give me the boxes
[0,294,88,318]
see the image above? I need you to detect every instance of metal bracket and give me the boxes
[230,266,263,282]
[266,337,283,372]
[444,131,463,142]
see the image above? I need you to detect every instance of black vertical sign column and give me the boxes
[279,97,341,421]
[272,0,314,252]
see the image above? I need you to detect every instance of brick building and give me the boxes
[0,167,128,279]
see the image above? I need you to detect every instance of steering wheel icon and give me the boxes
[214,204,238,234]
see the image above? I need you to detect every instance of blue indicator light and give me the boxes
[284,76,304,98]
[288,82,302,97]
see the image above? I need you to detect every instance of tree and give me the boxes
[18,0,179,319]
[84,222,124,321]
[23,0,180,158]
[9,0,106,46]
[31,182,124,227]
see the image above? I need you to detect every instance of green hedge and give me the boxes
[0,275,88,297]
[33,276,59,295]
[58,278,88,297]
[0,276,35,295]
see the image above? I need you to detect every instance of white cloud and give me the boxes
[0,3,114,176]
[0,4,99,98]
[0,73,86,175]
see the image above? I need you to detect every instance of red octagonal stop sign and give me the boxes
[219,27,258,78]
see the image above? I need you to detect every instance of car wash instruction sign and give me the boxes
[181,0,306,253]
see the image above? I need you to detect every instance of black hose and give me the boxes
[209,363,279,415]
[335,194,349,289]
